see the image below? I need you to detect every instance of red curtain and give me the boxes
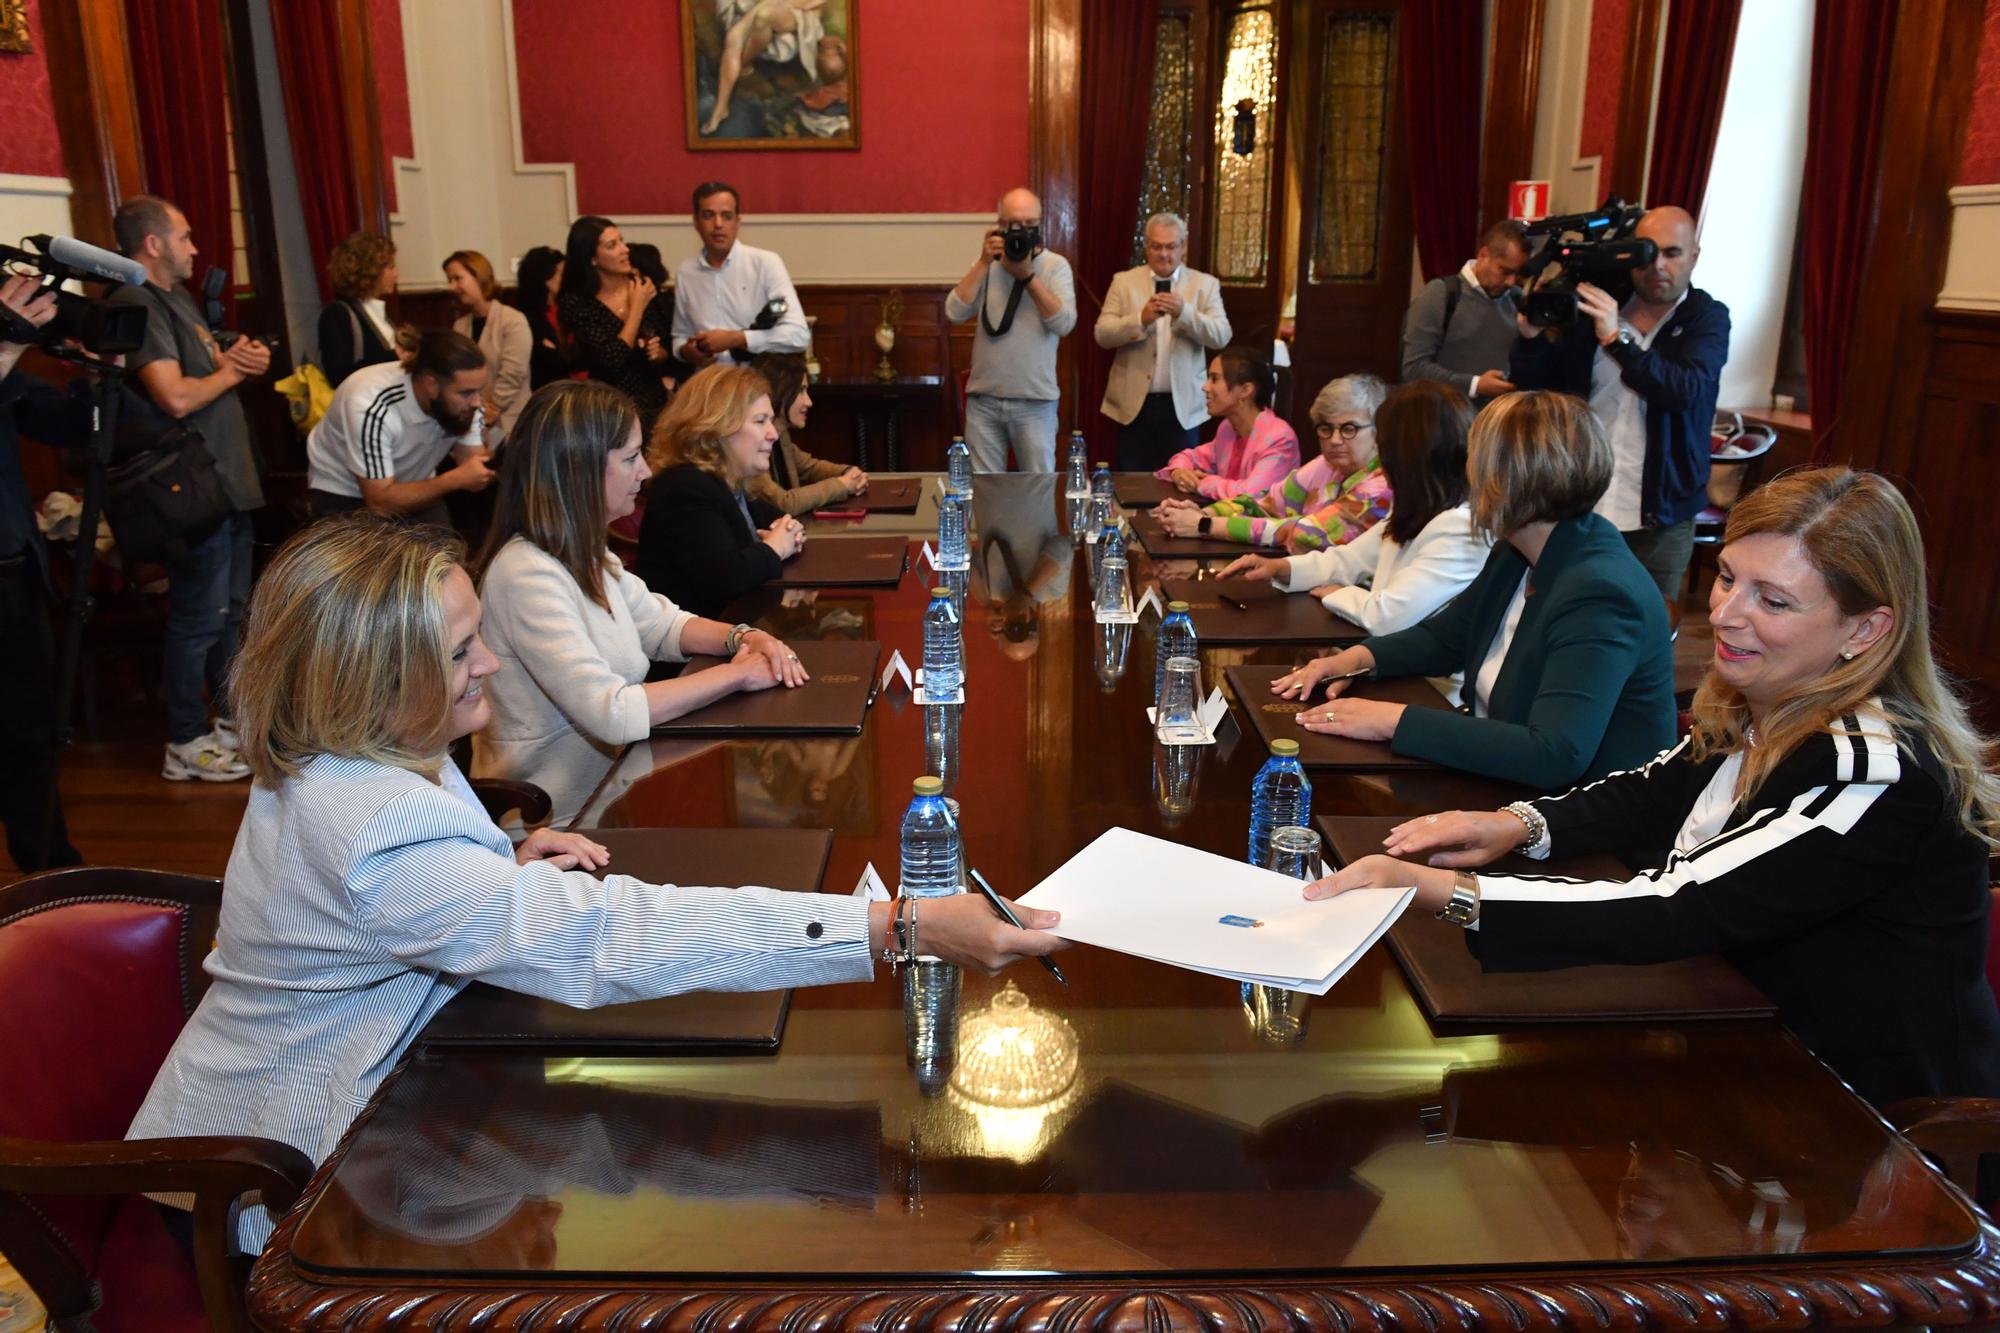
[1644,0,1741,220]
[1075,0,1161,458]
[1400,0,1484,282]
[124,0,234,318]
[270,0,363,302]
[1801,0,1895,463]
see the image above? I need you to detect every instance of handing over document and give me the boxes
[1018,827,1414,995]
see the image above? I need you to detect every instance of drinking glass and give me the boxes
[1246,825,1321,1043]
[1096,554,1133,618]
[1156,655,1203,743]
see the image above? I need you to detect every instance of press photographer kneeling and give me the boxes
[1508,203,1731,599]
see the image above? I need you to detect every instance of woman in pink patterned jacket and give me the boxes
[1154,347,1300,501]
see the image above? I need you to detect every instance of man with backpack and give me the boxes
[1399,219,1528,409]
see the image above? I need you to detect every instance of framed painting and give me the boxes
[682,0,858,150]
[0,0,30,54]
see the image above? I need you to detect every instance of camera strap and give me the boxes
[979,267,1032,340]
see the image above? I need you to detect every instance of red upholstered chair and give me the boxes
[0,867,313,1333]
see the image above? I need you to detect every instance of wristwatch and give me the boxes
[724,622,754,655]
[1435,871,1480,926]
[1198,516,1213,535]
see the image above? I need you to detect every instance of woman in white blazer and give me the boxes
[446,249,534,445]
[1220,380,1490,633]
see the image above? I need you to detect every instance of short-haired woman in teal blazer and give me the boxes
[1271,391,1676,791]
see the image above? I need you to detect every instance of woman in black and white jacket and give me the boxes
[1312,467,2000,1108]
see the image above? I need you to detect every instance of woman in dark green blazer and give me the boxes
[1271,391,1676,791]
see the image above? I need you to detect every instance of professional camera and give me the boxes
[1001,221,1042,265]
[1516,198,1657,328]
[0,234,149,355]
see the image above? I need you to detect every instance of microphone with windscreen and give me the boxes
[29,234,149,288]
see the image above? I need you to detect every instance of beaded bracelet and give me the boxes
[1503,800,1549,856]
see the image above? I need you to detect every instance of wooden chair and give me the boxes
[1684,414,1780,599]
[0,867,314,1333]
[445,736,554,826]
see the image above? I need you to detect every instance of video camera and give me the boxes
[1516,198,1657,328]
[0,234,150,355]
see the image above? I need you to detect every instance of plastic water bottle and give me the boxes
[921,585,963,699]
[1090,510,1125,586]
[1247,739,1312,868]
[937,489,969,571]
[946,436,973,497]
[1065,433,1090,497]
[1155,600,1198,708]
[1090,461,1114,507]
[900,776,964,900]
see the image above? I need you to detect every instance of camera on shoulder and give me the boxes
[0,234,150,355]
[1001,221,1042,265]
[1516,198,1657,328]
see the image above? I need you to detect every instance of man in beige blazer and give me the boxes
[1094,212,1232,470]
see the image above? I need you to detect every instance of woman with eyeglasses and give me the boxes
[1155,373,1391,553]
[1151,347,1300,502]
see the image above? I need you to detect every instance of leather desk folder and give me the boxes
[854,477,923,512]
[1318,815,1775,1025]
[421,827,835,1052]
[1131,509,1283,561]
[1160,577,1368,647]
[1112,472,1172,509]
[768,535,909,588]
[654,640,882,736]
[1226,665,1453,770]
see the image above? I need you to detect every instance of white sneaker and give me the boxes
[211,716,241,753]
[163,734,250,782]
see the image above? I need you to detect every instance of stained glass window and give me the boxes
[1132,12,1196,266]
[1211,4,1279,283]
[1310,12,1394,282]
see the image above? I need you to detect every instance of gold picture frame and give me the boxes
[681,0,858,151]
[0,0,32,55]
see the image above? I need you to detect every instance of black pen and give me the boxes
[969,867,1068,985]
[1219,591,1249,611]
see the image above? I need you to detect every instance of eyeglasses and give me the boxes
[1315,420,1374,440]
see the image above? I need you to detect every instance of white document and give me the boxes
[1018,827,1413,995]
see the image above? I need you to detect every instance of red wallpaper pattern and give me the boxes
[0,0,66,179]
[1579,0,1631,192]
[370,0,412,209]
[510,0,1029,216]
[1960,0,2000,185]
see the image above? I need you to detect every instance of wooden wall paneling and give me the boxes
[1479,0,1544,230]
[1906,313,2000,685]
[39,0,146,251]
[336,0,390,237]
[1030,0,1082,430]
[1607,0,1663,206]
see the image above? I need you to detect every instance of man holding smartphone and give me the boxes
[1093,212,1232,471]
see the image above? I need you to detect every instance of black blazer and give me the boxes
[635,463,784,619]
[316,300,397,387]
[1474,711,2000,1108]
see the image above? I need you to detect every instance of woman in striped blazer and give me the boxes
[125,515,1063,1251]
[1310,468,2000,1108]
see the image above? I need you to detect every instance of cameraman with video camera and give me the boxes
[1509,205,1730,598]
[946,187,1077,473]
[0,274,90,870]
[104,195,271,783]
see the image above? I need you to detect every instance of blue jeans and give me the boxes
[963,394,1058,473]
[162,512,253,744]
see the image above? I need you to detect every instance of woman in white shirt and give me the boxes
[445,249,533,445]
[128,514,1064,1251]
[1219,380,1489,634]
[472,380,805,816]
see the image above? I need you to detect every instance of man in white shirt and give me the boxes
[1094,212,1232,471]
[306,329,493,527]
[671,182,810,368]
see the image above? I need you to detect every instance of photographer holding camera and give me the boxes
[104,195,271,783]
[946,187,1077,473]
[1509,205,1730,598]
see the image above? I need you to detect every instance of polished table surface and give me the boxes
[248,474,2000,1331]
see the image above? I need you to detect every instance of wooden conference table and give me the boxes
[247,474,2000,1331]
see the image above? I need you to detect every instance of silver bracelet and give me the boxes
[908,897,919,963]
[1503,800,1549,855]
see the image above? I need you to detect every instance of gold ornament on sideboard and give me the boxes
[874,289,903,383]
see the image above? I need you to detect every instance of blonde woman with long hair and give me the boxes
[635,363,805,617]
[128,514,1065,1253]
[1310,468,2000,1108]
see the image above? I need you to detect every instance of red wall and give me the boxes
[1960,0,2000,185]
[1578,0,1631,193]
[509,0,1029,216]
[0,0,65,178]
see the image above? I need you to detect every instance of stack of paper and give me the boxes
[1018,827,1414,995]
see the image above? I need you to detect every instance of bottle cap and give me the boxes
[912,775,944,796]
[1269,739,1301,756]
[1094,461,1107,469]
[1167,600,1190,612]
[931,586,950,598]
